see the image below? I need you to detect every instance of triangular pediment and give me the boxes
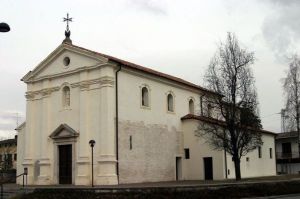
[50,124,79,140]
[22,43,110,83]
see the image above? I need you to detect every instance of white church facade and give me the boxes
[16,36,277,185]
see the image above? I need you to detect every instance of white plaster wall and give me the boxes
[35,50,101,79]
[118,69,204,183]
[226,133,276,179]
[181,120,226,180]
[16,124,26,185]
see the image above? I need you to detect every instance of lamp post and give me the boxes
[0,23,10,32]
[89,140,95,187]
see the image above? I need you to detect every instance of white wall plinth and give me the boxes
[75,175,90,185]
[96,155,118,185]
[37,175,50,185]
[37,159,51,185]
[76,159,90,185]
[95,174,118,185]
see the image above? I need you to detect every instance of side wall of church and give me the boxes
[118,69,203,183]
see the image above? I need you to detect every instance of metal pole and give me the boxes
[89,140,95,187]
[22,175,24,188]
[92,146,94,187]
[1,184,3,199]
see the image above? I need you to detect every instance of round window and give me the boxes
[63,57,70,66]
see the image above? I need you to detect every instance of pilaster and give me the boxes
[37,79,51,184]
[76,71,90,185]
[96,71,118,185]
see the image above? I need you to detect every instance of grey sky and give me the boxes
[1,0,299,137]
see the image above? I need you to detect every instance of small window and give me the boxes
[269,148,272,159]
[14,154,17,161]
[63,86,70,107]
[246,157,249,162]
[189,99,194,114]
[167,93,174,112]
[129,136,132,150]
[141,87,149,107]
[184,148,190,159]
[63,57,70,66]
[258,146,262,158]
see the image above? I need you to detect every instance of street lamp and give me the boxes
[0,23,10,32]
[89,140,95,187]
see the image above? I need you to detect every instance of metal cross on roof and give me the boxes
[63,13,73,32]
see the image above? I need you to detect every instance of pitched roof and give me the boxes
[63,43,220,96]
[181,114,277,136]
[0,138,17,145]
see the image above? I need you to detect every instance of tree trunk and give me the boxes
[233,155,241,180]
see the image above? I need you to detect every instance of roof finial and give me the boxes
[62,13,73,44]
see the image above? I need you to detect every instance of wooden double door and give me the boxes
[58,144,72,184]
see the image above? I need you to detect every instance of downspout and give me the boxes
[200,94,205,116]
[115,64,122,184]
[224,149,228,179]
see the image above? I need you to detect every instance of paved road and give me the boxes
[248,194,300,199]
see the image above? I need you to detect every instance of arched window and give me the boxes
[63,86,70,107]
[189,99,194,114]
[141,87,149,107]
[167,93,174,112]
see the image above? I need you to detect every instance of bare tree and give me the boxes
[282,55,300,154]
[198,32,262,180]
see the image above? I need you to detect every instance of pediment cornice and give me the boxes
[22,43,110,83]
[49,123,79,140]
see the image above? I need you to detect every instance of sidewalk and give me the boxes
[7,174,300,189]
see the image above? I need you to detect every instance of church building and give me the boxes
[16,25,277,185]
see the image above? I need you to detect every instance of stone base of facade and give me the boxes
[75,175,90,185]
[37,175,51,185]
[95,174,118,185]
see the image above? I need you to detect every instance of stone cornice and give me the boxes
[25,87,60,100]
[26,76,115,100]
[25,63,109,83]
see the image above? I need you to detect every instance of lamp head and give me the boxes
[89,140,95,147]
[0,23,10,32]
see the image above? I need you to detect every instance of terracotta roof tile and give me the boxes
[181,114,277,136]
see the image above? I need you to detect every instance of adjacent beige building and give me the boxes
[276,132,300,174]
[0,136,17,170]
[16,35,277,185]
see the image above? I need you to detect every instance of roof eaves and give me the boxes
[66,43,220,96]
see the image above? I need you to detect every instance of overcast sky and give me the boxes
[1,0,300,138]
